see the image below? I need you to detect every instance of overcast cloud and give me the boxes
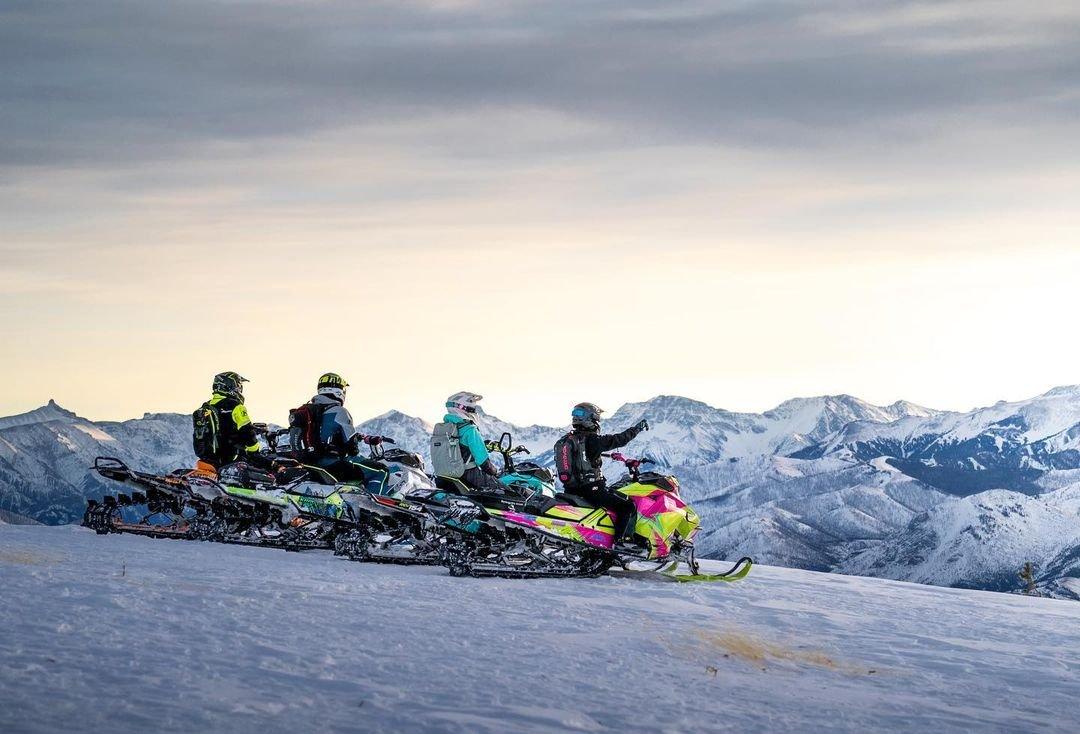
[2,1,1079,423]
[3,0,1079,167]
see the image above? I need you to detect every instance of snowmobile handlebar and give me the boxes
[485,432,530,474]
[486,441,529,456]
[603,452,657,479]
[358,434,396,460]
[252,423,289,438]
[603,452,654,466]
[359,434,395,446]
[252,424,291,452]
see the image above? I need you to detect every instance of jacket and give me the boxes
[313,393,359,457]
[207,393,261,465]
[563,424,644,491]
[443,413,497,474]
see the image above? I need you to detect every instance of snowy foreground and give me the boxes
[2,526,1078,733]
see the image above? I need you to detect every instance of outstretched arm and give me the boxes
[595,422,647,452]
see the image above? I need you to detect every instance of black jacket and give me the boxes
[563,424,643,491]
[203,394,263,467]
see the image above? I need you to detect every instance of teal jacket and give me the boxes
[443,413,490,467]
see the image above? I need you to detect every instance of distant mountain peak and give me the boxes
[0,400,79,431]
[1040,385,1080,399]
[612,395,728,421]
[765,394,934,423]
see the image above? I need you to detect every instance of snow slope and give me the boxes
[1,525,1078,733]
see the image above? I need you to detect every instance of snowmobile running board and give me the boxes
[609,556,753,583]
[460,564,612,580]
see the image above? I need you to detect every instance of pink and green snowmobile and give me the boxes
[438,452,751,581]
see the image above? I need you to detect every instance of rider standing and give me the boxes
[555,402,649,545]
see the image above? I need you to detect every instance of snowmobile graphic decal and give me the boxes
[486,506,617,549]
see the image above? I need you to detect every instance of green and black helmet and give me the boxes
[317,372,349,402]
[213,371,248,401]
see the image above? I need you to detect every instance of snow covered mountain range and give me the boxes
[3,388,1080,598]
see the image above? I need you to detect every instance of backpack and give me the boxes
[192,401,222,464]
[554,432,596,489]
[431,421,469,478]
[289,402,329,455]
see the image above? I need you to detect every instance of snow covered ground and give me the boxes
[2,526,1079,733]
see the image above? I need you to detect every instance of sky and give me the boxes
[2,0,1079,427]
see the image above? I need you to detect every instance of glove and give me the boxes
[481,459,500,476]
[635,419,650,433]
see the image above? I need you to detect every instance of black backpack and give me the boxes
[192,401,222,463]
[554,432,596,489]
[289,401,329,455]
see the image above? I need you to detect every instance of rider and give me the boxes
[556,402,649,546]
[290,373,389,493]
[192,371,268,470]
[431,392,506,494]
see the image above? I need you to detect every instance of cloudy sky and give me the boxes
[2,0,1079,426]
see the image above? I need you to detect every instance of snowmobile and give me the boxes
[438,450,750,581]
[493,438,557,499]
[328,435,451,564]
[84,426,362,550]
[334,432,556,564]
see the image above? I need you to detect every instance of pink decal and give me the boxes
[631,489,684,519]
[496,509,614,550]
[576,525,614,549]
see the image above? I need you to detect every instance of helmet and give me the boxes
[571,402,603,432]
[212,372,248,401]
[317,372,349,403]
[446,391,483,421]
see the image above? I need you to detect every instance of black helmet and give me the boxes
[571,402,603,432]
[317,372,349,402]
[213,371,248,401]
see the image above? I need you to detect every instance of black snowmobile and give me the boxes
[83,426,361,550]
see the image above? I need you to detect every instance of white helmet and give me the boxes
[446,391,483,420]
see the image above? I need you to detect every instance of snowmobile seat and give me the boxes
[275,466,313,484]
[435,476,470,494]
[553,492,595,509]
[524,495,555,514]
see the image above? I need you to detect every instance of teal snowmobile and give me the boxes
[333,433,554,564]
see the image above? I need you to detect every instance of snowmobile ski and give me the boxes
[610,556,753,583]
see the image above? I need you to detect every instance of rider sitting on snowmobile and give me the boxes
[288,373,389,493]
[555,402,649,546]
[192,371,270,471]
[431,392,506,494]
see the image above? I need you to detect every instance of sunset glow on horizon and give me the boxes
[3,1,1078,426]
